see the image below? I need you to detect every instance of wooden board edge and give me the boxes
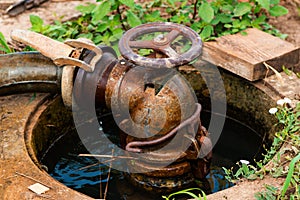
[202,44,255,81]
[253,47,300,80]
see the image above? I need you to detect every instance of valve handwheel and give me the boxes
[119,22,203,68]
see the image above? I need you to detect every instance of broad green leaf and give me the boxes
[92,1,111,24]
[190,22,203,33]
[218,13,232,23]
[111,28,124,39]
[224,24,232,28]
[255,15,267,24]
[93,35,103,44]
[127,10,142,28]
[233,2,252,16]
[0,32,13,53]
[200,25,213,41]
[144,10,163,22]
[232,19,241,28]
[253,5,261,14]
[256,0,270,11]
[30,15,43,27]
[199,2,214,23]
[221,4,234,12]
[211,17,220,25]
[30,15,44,32]
[240,18,251,28]
[77,32,93,40]
[269,5,288,16]
[108,14,122,27]
[167,0,175,7]
[270,0,280,5]
[96,23,109,32]
[76,3,96,14]
[118,0,134,8]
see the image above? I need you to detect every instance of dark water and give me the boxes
[42,111,265,199]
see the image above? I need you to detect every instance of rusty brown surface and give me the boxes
[0,53,61,95]
[103,60,131,108]
[128,161,191,178]
[0,94,91,200]
[126,172,195,193]
[125,103,201,153]
[11,30,74,60]
[119,22,202,68]
[0,65,297,199]
[111,66,197,146]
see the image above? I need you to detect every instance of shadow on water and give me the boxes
[41,110,267,199]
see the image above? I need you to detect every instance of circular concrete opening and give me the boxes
[27,68,277,199]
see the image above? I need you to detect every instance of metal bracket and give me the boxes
[61,65,75,108]
[11,30,104,108]
[58,38,103,107]
[11,30,103,73]
[54,38,103,73]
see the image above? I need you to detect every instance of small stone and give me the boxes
[28,183,49,195]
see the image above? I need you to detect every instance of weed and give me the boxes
[162,188,207,200]
[223,99,300,199]
[0,32,14,53]
[27,0,288,56]
[282,65,292,76]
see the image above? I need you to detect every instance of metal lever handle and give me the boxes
[6,0,49,16]
[10,29,103,108]
[11,29,74,60]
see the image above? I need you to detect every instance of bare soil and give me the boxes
[269,0,300,47]
[0,0,94,41]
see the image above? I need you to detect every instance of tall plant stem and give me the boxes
[193,0,199,20]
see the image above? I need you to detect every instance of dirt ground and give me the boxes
[269,0,300,47]
[0,0,95,40]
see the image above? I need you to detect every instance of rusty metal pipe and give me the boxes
[0,52,62,95]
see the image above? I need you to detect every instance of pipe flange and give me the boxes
[61,65,75,108]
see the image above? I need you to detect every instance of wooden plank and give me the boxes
[202,28,300,81]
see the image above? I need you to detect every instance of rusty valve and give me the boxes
[8,22,212,192]
[119,22,203,68]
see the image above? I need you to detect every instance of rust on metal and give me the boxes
[5,22,211,192]
[125,103,202,153]
[0,52,61,95]
[126,173,195,192]
[128,160,192,177]
[119,22,202,68]
[11,29,73,60]
[64,38,103,72]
